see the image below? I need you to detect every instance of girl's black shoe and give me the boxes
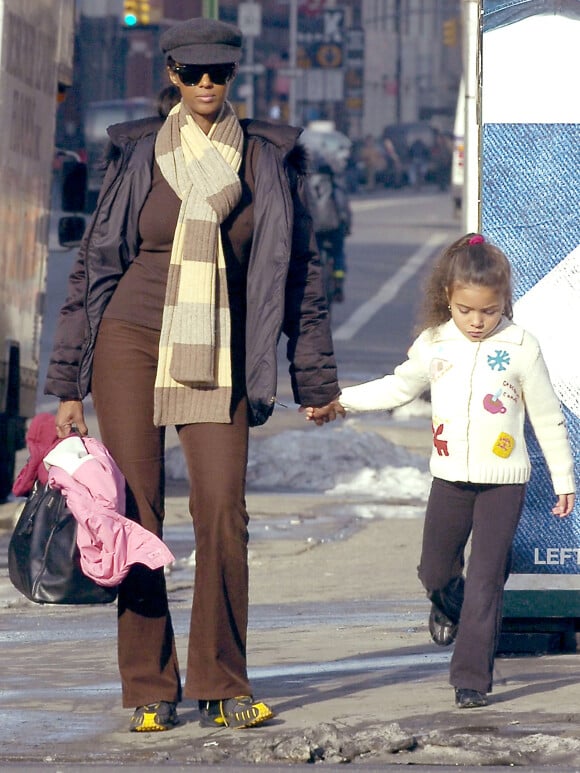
[455,688,488,708]
[428,603,458,646]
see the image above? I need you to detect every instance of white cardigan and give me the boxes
[340,318,575,494]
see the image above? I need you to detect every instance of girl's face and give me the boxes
[447,283,504,341]
[168,63,234,134]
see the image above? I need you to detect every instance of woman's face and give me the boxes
[168,62,235,134]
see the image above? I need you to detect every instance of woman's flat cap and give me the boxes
[160,18,243,65]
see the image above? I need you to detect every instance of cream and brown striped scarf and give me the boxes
[153,100,243,426]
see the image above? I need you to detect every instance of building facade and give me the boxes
[56,0,462,154]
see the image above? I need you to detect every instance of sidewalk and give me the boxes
[2,405,580,768]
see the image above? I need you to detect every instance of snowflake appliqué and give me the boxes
[487,349,510,371]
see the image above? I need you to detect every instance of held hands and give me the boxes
[552,493,575,518]
[301,400,346,426]
[54,400,89,439]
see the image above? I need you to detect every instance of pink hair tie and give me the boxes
[469,234,485,245]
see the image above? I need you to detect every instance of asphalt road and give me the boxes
[330,187,459,381]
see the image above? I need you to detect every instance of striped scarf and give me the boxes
[153,101,243,426]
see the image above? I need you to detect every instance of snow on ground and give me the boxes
[245,424,430,499]
[165,401,433,506]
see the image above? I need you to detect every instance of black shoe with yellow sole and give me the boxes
[199,696,274,729]
[129,701,179,732]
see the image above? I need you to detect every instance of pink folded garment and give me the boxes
[12,413,59,496]
[44,435,175,587]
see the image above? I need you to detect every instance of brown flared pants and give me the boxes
[418,477,525,693]
[92,318,251,708]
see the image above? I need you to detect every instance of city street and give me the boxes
[3,187,580,769]
[331,188,458,380]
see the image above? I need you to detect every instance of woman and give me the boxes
[45,17,341,732]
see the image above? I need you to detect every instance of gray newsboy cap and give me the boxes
[160,18,243,65]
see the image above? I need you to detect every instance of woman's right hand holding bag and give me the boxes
[55,400,88,438]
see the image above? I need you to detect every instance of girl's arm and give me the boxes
[306,336,430,422]
[340,337,430,412]
[552,493,575,518]
[522,342,576,504]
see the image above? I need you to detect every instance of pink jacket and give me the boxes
[12,413,59,496]
[44,436,174,587]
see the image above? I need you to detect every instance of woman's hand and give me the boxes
[55,400,88,438]
[302,400,346,426]
[552,493,575,518]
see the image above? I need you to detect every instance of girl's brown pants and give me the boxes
[92,318,251,708]
[418,477,525,693]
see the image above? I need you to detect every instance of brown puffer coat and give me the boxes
[44,116,339,426]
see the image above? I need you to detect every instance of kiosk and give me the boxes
[473,0,580,649]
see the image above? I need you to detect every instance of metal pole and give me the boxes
[395,0,402,123]
[288,0,298,125]
[463,0,480,233]
[203,0,219,20]
[245,31,255,118]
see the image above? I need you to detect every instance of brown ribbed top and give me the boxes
[104,148,256,336]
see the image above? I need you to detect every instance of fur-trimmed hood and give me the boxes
[241,118,309,176]
[104,113,309,175]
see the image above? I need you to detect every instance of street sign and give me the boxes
[238,2,262,37]
[316,43,342,68]
[323,8,344,43]
[297,6,344,71]
[300,0,325,15]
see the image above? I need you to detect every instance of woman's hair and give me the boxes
[157,84,181,118]
[415,233,513,333]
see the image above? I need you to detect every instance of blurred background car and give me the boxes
[300,121,352,173]
[349,136,404,192]
[84,97,156,211]
[381,122,450,188]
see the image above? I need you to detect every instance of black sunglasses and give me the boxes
[171,62,236,87]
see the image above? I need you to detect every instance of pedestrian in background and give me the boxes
[307,233,575,709]
[45,17,341,733]
[408,136,430,189]
[382,136,404,188]
[360,134,385,191]
[305,149,352,303]
[431,130,452,191]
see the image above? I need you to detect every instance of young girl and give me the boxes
[308,233,575,708]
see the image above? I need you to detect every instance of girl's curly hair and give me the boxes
[415,233,513,334]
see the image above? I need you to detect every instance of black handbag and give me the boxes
[8,480,117,604]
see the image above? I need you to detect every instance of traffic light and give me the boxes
[123,1,150,27]
[202,0,219,19]
[443,18,457,47]
[123,0,138,26]
[139,1,150,25]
